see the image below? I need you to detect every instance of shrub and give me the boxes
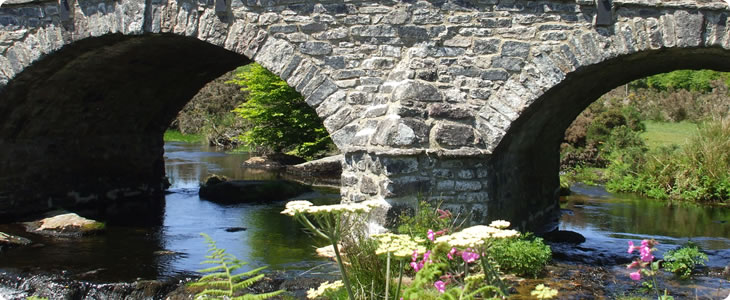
[486,234,551,278]
[663,242,709,280]
[229,63,334,159]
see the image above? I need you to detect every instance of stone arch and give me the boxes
[0,0,343,222]
[487,47,730,230]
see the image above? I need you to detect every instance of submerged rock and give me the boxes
[540,230,586,244]
[23,213,105,237]
[241,153,307,170]
[199,176,311,204]
[0,232,32,252]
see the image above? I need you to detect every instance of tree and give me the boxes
[228,63,334,158]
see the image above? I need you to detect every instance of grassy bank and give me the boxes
[641,121,698,150]
[163,130,205,143]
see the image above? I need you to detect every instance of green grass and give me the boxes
[641,121,699,150]
[163,130,204,143]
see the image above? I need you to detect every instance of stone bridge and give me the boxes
[1,0,729,229]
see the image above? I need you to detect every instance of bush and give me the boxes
[229,63,334,159]
[486,234,551,278]
[662,242,709,280]
[607,118,730,203]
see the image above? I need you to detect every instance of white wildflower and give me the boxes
[307,280,344,299]
[489,220,511,229]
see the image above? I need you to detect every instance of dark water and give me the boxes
[0,142,338,283]
[1,143,729,291]
[559,183,730,268]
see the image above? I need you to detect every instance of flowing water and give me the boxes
[0,142,339,283]
[1,143,729,297]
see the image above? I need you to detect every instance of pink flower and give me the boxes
[434,280,446,293]
[424,250,433,263]
[410,261,423,272]
[447,247,457,260]
[629,271,641,281]
[427,229,435,241]
[639,246,654,262]
[437,209,452,219]
[627,241,637,254]
[626,261,640,269]
[461,248,480,263]
[412,250,418,261]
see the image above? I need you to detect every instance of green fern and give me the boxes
[189,233,285,300]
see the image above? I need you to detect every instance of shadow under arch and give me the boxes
[0,33,250,224]
[488,47,730,232]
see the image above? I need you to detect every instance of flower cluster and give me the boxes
[626,239,658,281]
[371,233,426,258]
[306,280,344,299]
[411,249,432,271]
[435,221,519,248]
[281,200,380,216]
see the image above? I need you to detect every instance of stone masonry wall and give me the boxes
[0,0,729,228]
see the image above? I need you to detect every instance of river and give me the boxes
[1,142,729,298]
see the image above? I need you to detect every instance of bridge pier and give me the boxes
[341,150,560,232]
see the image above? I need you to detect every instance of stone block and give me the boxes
[382,157,419,175]
[501,41,531,58]
[383,176,431,198]
[434,123,476,149]
[455,180,482,192]
[491,56,524,72]
[428,103,474,120]
[392,80,442,102]
[473,38,501,54]
[300,41,333,55]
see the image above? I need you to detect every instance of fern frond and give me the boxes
[234,289,285,300]
[197,288,231,296]
[232,274,265,290]
[237,266,268,278]
[197,272,228,281]
[198,265,227,273]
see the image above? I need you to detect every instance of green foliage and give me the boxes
[662,242,709,280]
[397,201,453,238]
[401,262,447,300]
[189,233,284,300]
[340,232,392,299]
[229,63,334,159]
[607,118,730,203]
[164,130,205,144]
[631,70,730,93]
[486,234,551,278]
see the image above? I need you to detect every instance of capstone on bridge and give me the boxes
[1,0,729,229]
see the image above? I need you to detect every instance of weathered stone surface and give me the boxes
[434,124,476,149]
[286,154,343,179]
[392,80,442,102]
[241,153,307,170]
[23,213,105,237]
[0,0,723,231]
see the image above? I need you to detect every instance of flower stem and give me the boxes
[394,260,405,300]
[385,252,391,300]
[331,239,355,300]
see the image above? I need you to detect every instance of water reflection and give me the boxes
[560,183,730,267]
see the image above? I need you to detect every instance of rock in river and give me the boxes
[199,175,312,204]
[23,212,105,237]
[0,232,32,252]
[241,153,307,170]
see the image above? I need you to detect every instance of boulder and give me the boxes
[199,175,312,204]
[241,153,307,170]
[23,212,105,237]
[0,231,32,251]
[286,154,343,179]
